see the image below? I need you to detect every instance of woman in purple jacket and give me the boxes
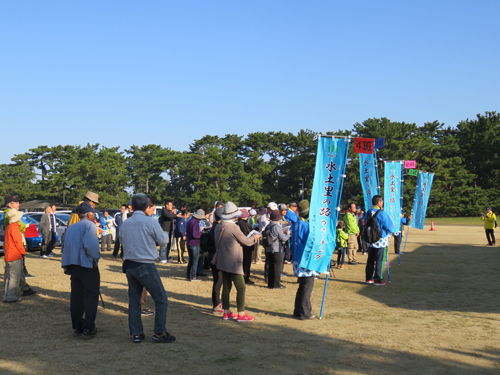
[186,209,205,281]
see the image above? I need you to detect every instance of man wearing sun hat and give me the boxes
[3,209,37,303]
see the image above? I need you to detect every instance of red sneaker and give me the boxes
[366,279,374,284]
[213,303,224,313]
[237,313,255,322]
[223,312,238,320]
[374,281,386,286]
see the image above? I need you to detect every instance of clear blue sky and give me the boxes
[1,1,499,164]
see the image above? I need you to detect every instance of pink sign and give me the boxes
[404,160,416,169]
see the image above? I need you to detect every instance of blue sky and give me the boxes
[1,1,499,164]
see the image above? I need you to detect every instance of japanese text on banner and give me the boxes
[299,137,348,274]
[359,153,379,212]
[353,138,375,154]
[410,172,434,230]
[383,161,403,234]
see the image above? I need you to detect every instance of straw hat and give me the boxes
[84,191,99,204]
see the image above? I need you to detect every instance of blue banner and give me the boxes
[410,172,434,230]
[299,136,349,274]
[383,161,403,234]
[360,153,379,212]
[375,137,385,149]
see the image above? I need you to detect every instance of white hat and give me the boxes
[8,209,23,224]
[267,202,278,211]
[249,209,257,216]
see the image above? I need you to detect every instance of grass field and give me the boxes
[1,223,499,374]
[426,217,485,226]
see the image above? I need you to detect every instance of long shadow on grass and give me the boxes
[2,253,499,374]
[1,291,499,375]
[357,243,500,314]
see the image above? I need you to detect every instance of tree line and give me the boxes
[1,111,498,216]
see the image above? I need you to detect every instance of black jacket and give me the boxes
[159,208,177,233]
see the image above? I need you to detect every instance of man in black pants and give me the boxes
[61,203,100,339]
[112,204,127,259]
[481,207,496,246]
[265,210,290,289]
[159,199,179,263]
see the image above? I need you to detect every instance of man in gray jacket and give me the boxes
[120,193,176,344]
[39,205,56,258]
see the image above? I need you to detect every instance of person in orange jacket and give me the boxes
[3,209,36,303]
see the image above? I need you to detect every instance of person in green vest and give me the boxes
[343,202,360,265]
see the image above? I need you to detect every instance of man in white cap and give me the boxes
[258,202,277,233]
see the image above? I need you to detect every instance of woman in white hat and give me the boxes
[213,202,260,322]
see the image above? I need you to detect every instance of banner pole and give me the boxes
[319,136,350,319]
[374,149,381,195]
[403,226,411,254]
[398,161,404,266]
[386,247,391,282]
[319,266,330,319]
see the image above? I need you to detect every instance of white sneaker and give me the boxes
[159,260,167,264]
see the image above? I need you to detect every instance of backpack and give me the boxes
[199,231,210,254]
[363,209,383,244]
[261,225,276,248]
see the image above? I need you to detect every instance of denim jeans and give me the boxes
[125,262,168,336]
[159,234,171,261]
[187,245,200,280]
[365,246,385,282]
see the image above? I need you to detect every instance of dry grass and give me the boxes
[1,224,499,375]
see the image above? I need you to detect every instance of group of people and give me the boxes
[5,190,493,342]
[336,196,411,286]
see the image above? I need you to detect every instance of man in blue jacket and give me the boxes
[61,203,100,339]
[365,195,394,286]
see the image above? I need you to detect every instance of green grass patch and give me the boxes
[425,217,484,226]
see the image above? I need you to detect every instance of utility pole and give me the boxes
[300,178,304,200]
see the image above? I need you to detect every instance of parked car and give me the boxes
[0,212,58,253]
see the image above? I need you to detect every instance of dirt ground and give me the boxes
[1,224,499,375]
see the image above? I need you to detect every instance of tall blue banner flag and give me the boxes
[360,153,379,212]
[299,137,348,274]
[410,172,434,230]
[383,161,403,234]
